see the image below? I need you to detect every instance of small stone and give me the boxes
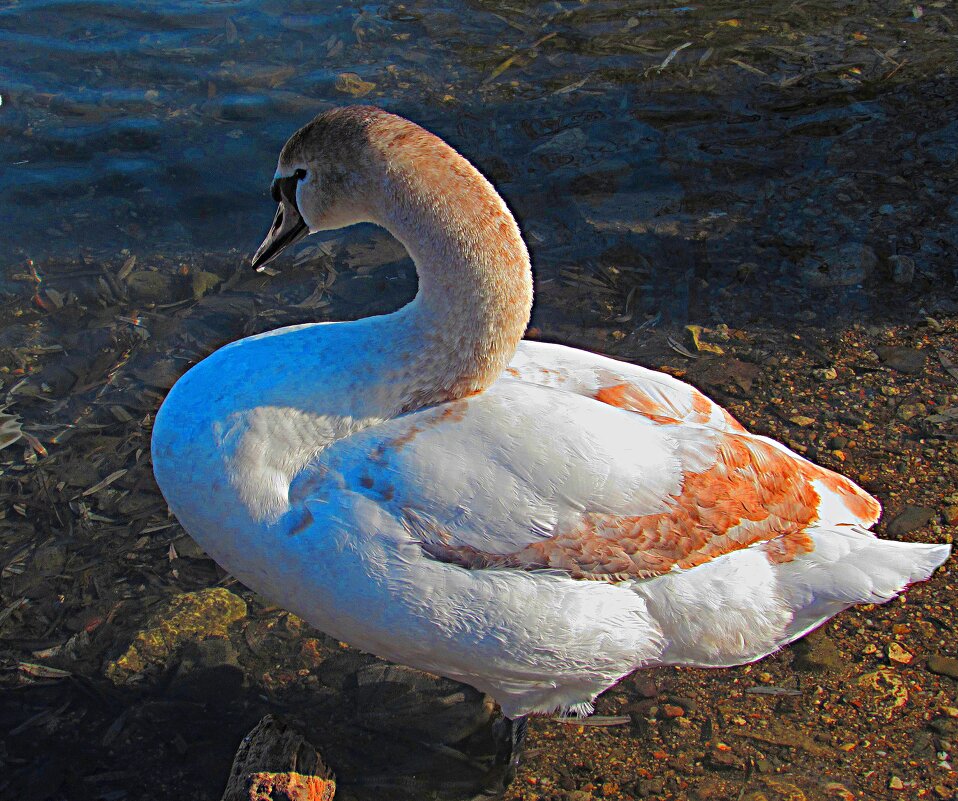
[829,436,849,450]
[191,269,222,300]
[708,745,740,769]
[637,779,666,797]
[930,716,958,737]
[662,704,685,718]
[126,270,173,303]
[790,415,816,427]
[863,643,879,655]
[335,73,375,97]
[943,505,958,526]
[886,505,936,536]
[825,782,855,801]
[889,776,904,790]
[887,642,913,664]
[897,402,927,422]
[664,695,698,715]
[927,654,958,680]
[889,254,915,284]
[170,638,244,705]
[813,367,838,380]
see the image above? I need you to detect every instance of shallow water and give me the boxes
[3,0,956,324]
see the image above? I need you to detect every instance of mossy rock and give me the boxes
[107,587,247,683]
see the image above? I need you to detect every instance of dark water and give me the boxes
[3,0,956,326]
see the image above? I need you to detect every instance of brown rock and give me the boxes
[887,642,913,665]
[886,505,936,536]
[222,716,334,801]
[707,745,741,769]
[825,783,855,801]
[876,346,926,374]
[927,654,958,680]
[107,588,247,683]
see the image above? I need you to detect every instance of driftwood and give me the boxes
[221,715,335,801]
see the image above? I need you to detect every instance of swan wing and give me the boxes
[507,341,880,527]
[508,340,748,433]
[293,379,880,580]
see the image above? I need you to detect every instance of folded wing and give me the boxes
[296,376,880,581]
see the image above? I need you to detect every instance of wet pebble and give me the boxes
[897,402,927,421]
[353,662,494,743]
[126,270,174,303]
[169,638,245,705]
[825,782,856,800]
[106,588,247,683]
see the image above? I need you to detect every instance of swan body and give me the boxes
[153,107,949,719]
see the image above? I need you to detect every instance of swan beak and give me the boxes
[251,200,309,272]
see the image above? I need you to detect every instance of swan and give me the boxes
[152,106,950,790]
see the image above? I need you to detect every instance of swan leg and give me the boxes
[474,714,528,798]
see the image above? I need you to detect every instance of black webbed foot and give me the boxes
[472,714,528,799]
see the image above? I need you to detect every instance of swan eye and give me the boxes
[270,169,309,204]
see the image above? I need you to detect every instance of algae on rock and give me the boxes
[107,587,247,683]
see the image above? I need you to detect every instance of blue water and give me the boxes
[2,0,683,254]
[2,0,956,322]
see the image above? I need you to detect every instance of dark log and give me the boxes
[221,715,335,801]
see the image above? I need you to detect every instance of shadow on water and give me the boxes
[0,1,957,800]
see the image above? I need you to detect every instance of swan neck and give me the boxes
[367,140,533,408]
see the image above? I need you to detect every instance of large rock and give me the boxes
[107,587,247,683]
[221,716,334,801]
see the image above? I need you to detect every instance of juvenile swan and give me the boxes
[152,106,950,784]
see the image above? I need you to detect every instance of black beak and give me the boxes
[251,193,309,272]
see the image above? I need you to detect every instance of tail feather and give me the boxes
[777,527,950,644]
[634,526,950,668]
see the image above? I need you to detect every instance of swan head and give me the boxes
[251,107,379,271]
